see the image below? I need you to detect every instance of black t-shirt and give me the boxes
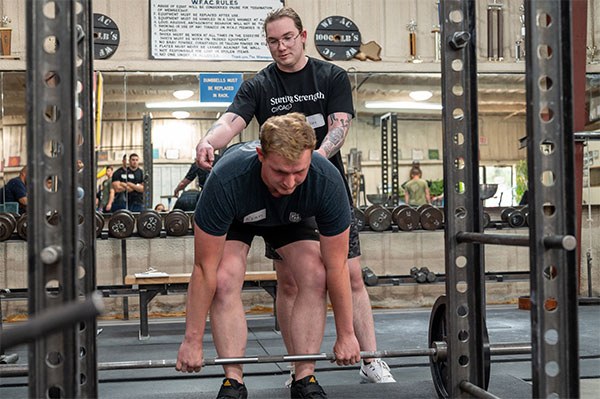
[194,141,351,237]
[184,154,221,188]
[227,57,354,184]
[126,168,144,205]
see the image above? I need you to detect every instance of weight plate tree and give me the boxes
[26,1,98,397]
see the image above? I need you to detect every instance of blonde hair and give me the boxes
[260,113,316,161]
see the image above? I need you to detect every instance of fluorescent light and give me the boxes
[172,90,195,100]
[145,101,231,109]
[365,101,442,110]
[172,111,190,119]
[409,90,433,101]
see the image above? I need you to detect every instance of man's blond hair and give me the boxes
[263,7,303,35]
[260,113,316,162]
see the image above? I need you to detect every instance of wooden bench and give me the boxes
[124,271,278,340]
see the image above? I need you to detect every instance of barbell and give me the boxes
[0,341,531,377]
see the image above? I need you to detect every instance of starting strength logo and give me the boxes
[288,212,301,223]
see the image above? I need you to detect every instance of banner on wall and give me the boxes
[150,0,283,60]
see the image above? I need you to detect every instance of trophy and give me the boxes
[431,1,441,62]
[514,4,525,62]
[407,19,423,63]
[0,16,11,57]
[487,1,504,61]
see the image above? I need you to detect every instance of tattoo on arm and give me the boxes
[320,114,351,158]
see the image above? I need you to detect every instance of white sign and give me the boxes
[150,0,283,60]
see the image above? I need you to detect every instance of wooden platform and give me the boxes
[124,271,278,285]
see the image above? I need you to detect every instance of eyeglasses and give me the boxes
[266,32,301,49]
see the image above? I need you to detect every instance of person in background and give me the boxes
[193,7,395,386]
[97,165,114,212]
[111,155,129,212]
[124,153,145,212]
[0,166,27,214]
[404,167,431,207]
[172,154,221,212]
[176,113,360,399]
[154,203,166,212]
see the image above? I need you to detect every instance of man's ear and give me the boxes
[256,147,265,162]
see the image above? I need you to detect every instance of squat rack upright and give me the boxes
[440,1,578,398]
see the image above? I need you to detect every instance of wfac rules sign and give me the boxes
[150,0,282,60]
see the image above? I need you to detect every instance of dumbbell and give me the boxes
[391,205,420,231]
[108,209,136,239]
[420,266,437,283]
[520,206,529,226]
[501,207,525,228]
[16,214,27,240]
[0,212,17,241]
[419,205,444,230]
[482,211,491,229]
[410,266,427,283]
[165,209,190,236]
[364,204,392,232]
[410,266,437,283]
[136,209,162,239]
[361,266,378,286]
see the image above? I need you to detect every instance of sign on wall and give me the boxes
[150,0,283,60]
[199,73,242,103]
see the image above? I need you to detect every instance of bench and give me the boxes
[124,271,278,340]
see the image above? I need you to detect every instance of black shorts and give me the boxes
[226,218,319,252]
[264,205,361,260]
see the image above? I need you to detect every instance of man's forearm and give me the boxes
[319,113,352,158]
[326,263,355,337]
[201,113,245,150]
[183,263,217,342]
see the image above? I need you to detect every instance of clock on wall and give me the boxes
[314,16,361,61]
[93,13,120,60]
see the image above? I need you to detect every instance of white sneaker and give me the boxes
[284,363,295,388]
[359,359,396,383]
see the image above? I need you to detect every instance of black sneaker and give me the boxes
[290,375,327,399]
[216,378,248,399]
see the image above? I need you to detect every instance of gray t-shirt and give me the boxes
[194,141,351,237]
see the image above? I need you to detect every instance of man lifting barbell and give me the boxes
[176,113,360,399]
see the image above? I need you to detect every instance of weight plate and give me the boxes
[108,209,135,239]
[420,207,444,230]
[367,207,392,232]
[165,209,189,236]
[0,213,16,241]
[428,295,490,398]
[137,210,162,239]
[314,16,361,61]
[391,205,409,223]
[95,211,105,238]
[507,210,525,228]
[353,207,366,231]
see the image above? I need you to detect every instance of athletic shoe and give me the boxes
[290,375,327,398]
[284,364,295,388]
[359,359,396,383]
[216,378,248,399]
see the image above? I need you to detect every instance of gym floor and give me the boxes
[1,304,599,398]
